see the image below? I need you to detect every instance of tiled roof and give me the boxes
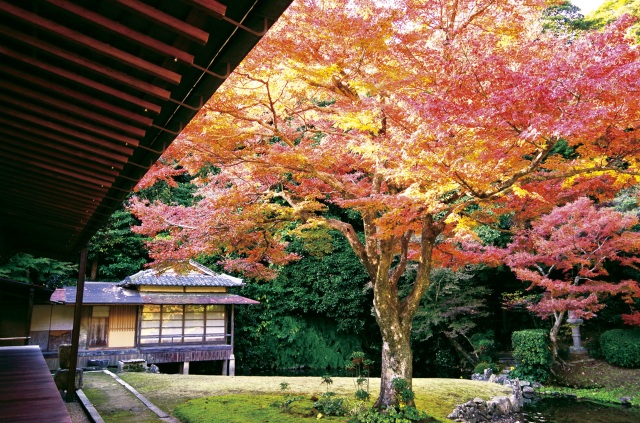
[119,260,244,288]
[50,282,258,305]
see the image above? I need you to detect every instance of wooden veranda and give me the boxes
[0,346,72,422]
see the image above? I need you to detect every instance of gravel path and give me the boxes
[66,401,91,423]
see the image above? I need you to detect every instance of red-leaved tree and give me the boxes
[131,0,640,407]
[505,197,640,359]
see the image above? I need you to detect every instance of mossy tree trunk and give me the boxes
[330,213,440,408]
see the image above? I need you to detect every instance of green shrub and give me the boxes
[353,405,433,423]
[511,329,552,382]
[313,391,347,416]
[600,328,640,368]
[472,362,498,375]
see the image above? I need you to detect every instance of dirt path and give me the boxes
[82,371,167,423]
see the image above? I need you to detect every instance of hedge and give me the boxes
[510,329,552,382]
[600,328,640,368]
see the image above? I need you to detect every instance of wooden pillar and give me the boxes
[229,304,235,376]
[180,361,190,375]
[24,287,34,345]
[230,304,235,354]
[66,246,87,402]
[222,359,228,376]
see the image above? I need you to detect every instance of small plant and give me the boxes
[353,380,431,422]
[270,381,304,414]
[354,405,432,423]
[349,351,372,401]
[314,391,347,416]
[354,388,370,401]
[320,375,333,392]
[391,377,414,405]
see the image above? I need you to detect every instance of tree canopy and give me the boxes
[505,197,640,358]
[131,0,640,407]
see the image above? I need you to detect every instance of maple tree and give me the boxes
[131,0,640,407]
[505,197,640,359]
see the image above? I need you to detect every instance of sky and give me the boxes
[571,0,607,14]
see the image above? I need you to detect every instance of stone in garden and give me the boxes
[522,386,535,399]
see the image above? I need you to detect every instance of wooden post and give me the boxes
[229,304,235,376]
[66,246,87,402]
[230,304,235,353]
[24,287,34,345]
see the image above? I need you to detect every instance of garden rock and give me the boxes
[449,375,526,421]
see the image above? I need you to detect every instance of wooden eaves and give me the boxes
[0,0,293,262]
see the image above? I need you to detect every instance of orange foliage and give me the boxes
[131,0,640,405]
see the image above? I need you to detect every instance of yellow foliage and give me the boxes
[333,110,381,134]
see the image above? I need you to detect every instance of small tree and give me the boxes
[505,197,640,359]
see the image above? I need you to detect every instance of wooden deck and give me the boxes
[0,346,72,422]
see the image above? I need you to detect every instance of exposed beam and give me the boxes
[0,143,120,181]
[0,82,146,138]
[0,94,143,147]
[1,154,116,187]
[114,0,209,45]
[0,1,182,84]
[0,25,173,100]
[188,0,227,17]
[0,127,125,169]
[3,189,101,219]
[0,46,163,114]
[4,175,113,203]
[0,64,153,126]
[46,0,195,64]
[0,106,137,153]
[0,118,130,163]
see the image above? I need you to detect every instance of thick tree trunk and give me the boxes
[375,319,414,408]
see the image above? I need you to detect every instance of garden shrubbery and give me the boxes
[600,328,640,368]
[510,329,552,382]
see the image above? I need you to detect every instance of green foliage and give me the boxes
[271,381,305,414]
[391,378,415,405]
[587,0,640,41]
[543,386,638,407]
[314,392,348,416]
[511,329,553,382]
[412,267,490,343]
[237,315,362,371]
[354,389,371,402]
[347,351,372,401]
[0,253,76,287]
[600,328,640,368]
[472,362,499,375]
[175,394,319,422]
[233,230,373,372]
[352,405,432,423]
[541,1,597,34]
[88,209,149,281]
[321,375,334,391]
[135,177,200,206]
[469,331,496,363]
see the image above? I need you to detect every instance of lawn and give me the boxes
[115,373,512,422]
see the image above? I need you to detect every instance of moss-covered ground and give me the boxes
[549,358,640,406]
[112,373,511,422]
